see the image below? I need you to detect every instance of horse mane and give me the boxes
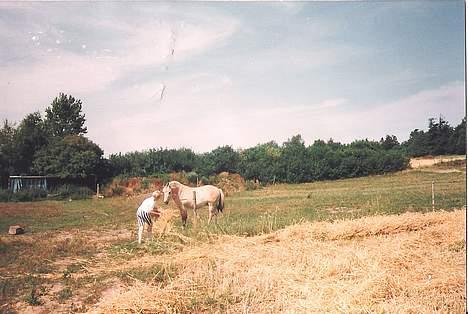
[168,180,186,189]
[168,181,183,208]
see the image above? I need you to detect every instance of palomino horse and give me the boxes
[162,181,224,226]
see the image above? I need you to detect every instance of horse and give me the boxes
[162,181,224,226]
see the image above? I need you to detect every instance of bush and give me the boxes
[200,176,210,185]
[111,186,125,196]
[51,185,94,200]
[245,180,260,191]
[186,172,199,185]
[0,189,13,202]
[0,188,47,202]
[141,178,151,190]
[25,286,42,306]
[149,173,171,182]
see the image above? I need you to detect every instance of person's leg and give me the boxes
[141,212,153,241]
[138,224,144,244]
[147,223,153,241]
[137,213,144,244]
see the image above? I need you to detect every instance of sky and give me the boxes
[0,1,465,155]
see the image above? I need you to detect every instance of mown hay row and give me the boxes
[94,210,466,313]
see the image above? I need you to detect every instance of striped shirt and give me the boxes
[136,196,156,227]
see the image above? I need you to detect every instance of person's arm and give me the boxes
[149,198,161,217]
[149,209,161,218]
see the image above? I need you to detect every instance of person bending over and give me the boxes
[136,191,162,244]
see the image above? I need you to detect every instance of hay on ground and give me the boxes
[94,210,466,313]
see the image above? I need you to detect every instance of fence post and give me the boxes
[193,190,197,223]
[431,181,435,211]
[97,184,100,198]
[193,191,197,210]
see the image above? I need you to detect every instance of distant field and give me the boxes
[409,154,465,168]
[0,166,465,313]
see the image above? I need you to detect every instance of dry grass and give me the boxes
[1,167,464,313]
[410,155,465,169]
[95,210,466,314]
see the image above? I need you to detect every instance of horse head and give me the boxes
[162,181,179,204]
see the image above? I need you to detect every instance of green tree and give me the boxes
[45,93,87,137]
[380,135,400,150]
[404,129,430,157]
[14,112,48,174]
[0,120,17,187]
[32,135,103,178]
[307,140,339,180]
[427,116,453,155]
[164,148,197,173]
[280,135,310,183]
[239,141,281,183]
[450,118,466,154]
[196,146,240,176]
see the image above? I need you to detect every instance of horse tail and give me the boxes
[217,189,224,212]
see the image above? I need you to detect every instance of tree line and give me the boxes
[109,136,410,184]
[0,94,107,188]
[403,116,466,157]
[0,94,465,188]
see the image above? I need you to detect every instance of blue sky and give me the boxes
[0,1,465,154]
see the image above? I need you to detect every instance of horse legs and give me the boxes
[179,205,188,228]
[192,206,199,222]
[192,208,199,227]
[208,203,216,224]
[192,193,199,220]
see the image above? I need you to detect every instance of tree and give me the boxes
[380,135,399,150]
[280,135,310,183]
[308,140,339,180]
[404,129,430,157]
[45,93,87,137]
[0,120,17,187]
[450,118,466,154]
[164,148,197,173]
[427,116,453,155]
[32,135,103,178]
[196,146,240,176]
[239,141,281,183]
[14,112,48,174]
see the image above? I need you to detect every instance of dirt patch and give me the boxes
[96,210,465,313]
[0,226,135,313]
[410,155,465,169]
[0,202,63,220]
[418,168,462,173]
[322,206,359,214]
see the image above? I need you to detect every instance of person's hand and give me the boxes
[150,210,161,218]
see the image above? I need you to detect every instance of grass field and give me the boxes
[0,165,465,313]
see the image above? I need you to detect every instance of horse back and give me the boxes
[180,185,220,206]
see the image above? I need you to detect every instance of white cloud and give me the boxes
[249,98,347,116]
[88,80,464,154]
[308,81,466,144]
[1,3,463,155]
[0,6,239,119]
